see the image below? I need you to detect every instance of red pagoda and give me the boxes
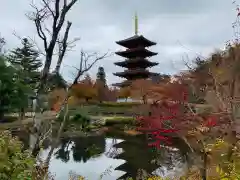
[113,14,159,87]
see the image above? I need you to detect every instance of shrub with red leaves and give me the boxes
[135,82,220,149]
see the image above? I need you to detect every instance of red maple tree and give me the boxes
[135,81,218,149]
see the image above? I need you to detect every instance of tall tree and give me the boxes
[27,0,78,88]
[96,66,107,102]
[96,66,106,85]
[0,56,30,120]
[9,38,42,88]
[8,38,42,119]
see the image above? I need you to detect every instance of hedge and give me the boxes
[104,116,136,126]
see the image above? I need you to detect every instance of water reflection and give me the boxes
[54,136,106,163]
[113,135,188,179]
[13,130,190,180]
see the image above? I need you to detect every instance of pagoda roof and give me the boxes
[116,35,156,49]
[113,69,159,79]
[117,173,131,180]
[112,80,133,87]
[115,47,157,58]
[115,162,158,180]
[115,162,158,172]
[114,58,159,68]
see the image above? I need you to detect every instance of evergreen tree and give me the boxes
[96,67,107,102]
[0,56,30,120]
[96,67,106,86]
[8,38,42,119]
[8,38,42,88]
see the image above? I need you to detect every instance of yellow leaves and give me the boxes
[118,87,131,99]
[48,88,67,107]
[71,82,97,101]
[78,176,85,180]
[68,96,76,105]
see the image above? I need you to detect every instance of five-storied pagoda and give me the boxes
[113,13,159,87]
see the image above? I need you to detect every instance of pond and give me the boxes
[14,130,191,180]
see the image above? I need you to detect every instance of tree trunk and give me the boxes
[142,95,147,104]
[20,107,25,120]
[45,101,69,166]
[200,152,207,180]
[0,111,4,122]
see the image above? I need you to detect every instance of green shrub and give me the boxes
[0,131,35,180]
[104,116,135,126]
[57,110,91,132]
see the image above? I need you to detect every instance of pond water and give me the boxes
[14,130,190,180]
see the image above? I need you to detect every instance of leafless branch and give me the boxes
[182,54,194,70]
[72,50,111,85]
[54,21,72,73]
[28,0,79,159]
[27,0,78,87]
[44,49,110,167]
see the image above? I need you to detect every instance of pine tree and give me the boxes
[0,56,30,120]
[8,38,42,88]
[96,67,106,86]
[8,38,42,119]
[96,67,107,102]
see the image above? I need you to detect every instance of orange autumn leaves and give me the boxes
[118,78,186,104]
[48,75,118,110]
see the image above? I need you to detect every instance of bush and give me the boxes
[57,110,91,131]
[104,116,135,126]
[0,131,35,180]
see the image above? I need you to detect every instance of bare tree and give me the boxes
[27,0,78,88]
[54,23,80,74]
[26,0,79,158]
[44,49,110,167]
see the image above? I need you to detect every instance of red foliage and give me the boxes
[135,82,218,149]
[136,101,182,148]
[204,115,217,127]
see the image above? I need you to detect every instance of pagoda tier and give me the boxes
[114,58,159,68]
[113,135,159,180]
[113,26,158,87]
[116,35,156,49]
[115,47,157,58]
[113,69,158,79]
[112,80,133,87]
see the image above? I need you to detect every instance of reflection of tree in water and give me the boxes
[114,135,188,180]
[54,139,72,163]
[105,138,123,158]
[54,135,105,163]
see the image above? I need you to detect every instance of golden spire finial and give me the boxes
[134,12,138,35]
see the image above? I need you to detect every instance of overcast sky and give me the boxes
[0,0,238,86]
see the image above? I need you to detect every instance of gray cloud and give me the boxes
[0,0,238,86]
